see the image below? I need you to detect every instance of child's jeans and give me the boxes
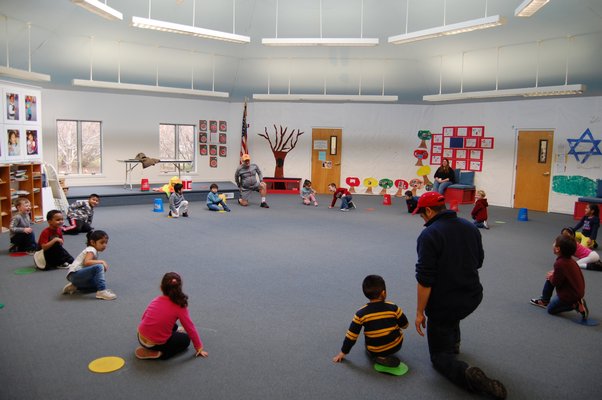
[341,195,353,209]
[10,232,37,251]
[207,200,230,212]
[68,264,107,291]
[302,194,317,205]
[541,280,577,315]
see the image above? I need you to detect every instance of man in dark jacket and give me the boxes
[413,192,506,399]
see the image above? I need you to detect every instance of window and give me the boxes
[56,120,102,175]
[159,124,195,173]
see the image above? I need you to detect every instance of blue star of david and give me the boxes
[567,129,601,164]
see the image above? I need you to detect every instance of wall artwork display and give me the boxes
[219,121,227,132]
[209,145,217,156]
[199,132,208,144]
[219,133,227,144]
[199,120,208,131]
[24,94,38,123]
[430,126,494,172]
[5,91,20,122]
[219,146,227,157]
[26,129,39,155]
[209,120,217,133]
[566,128,601,164]
[6,126,23,158]
[199,144,208,156]
[209,156,218,168]
[257,124,304,178]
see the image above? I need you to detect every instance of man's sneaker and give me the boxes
[135,346,161,360]
[260,202,270,208]
[375,355,401,368]
[576,298,589,319]
[530,298,548,308]
[33,250,46,270]
[62,283,77,295]
[182,212,189,217]
[483,221,489,229]
[96,289,117,300]
[465,367,507,400]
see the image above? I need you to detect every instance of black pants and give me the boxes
[44,243,74,269]
[10,232,37,251]
[63,218,92,235]
[140,325,191,360]
[427,318,470,390]
[367,340,403,359]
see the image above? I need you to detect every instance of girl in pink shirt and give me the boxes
[561,227,600,269]
[136,272,208,360]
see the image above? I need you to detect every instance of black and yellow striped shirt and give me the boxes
[341,301,409,355]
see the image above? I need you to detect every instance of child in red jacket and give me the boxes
[471,190,489,229]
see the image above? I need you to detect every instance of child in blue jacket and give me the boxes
[206,183,231,212]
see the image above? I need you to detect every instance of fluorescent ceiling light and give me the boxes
[72,0,123,21]
[388,15,504,44]
[131,16,250,44]
[72,79,229,98]
[262,37,378,46]
[423,84,585,102]
[253,93,397,102]
[515,0,550,17]
[0,66,51,82]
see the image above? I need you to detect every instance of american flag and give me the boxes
[240,100,248,162]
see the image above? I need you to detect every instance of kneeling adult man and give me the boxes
[234,154,269,208]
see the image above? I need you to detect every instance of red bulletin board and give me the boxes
[430,126,494,172]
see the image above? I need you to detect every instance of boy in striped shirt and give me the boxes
[333,275,409,367]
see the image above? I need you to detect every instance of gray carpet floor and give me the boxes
[1,194,601,400]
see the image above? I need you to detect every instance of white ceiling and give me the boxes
[1,0,601,103]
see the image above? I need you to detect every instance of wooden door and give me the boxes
[514,130,554,211]
[311,128,342,194]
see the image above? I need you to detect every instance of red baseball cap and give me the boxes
[412,191,446,214]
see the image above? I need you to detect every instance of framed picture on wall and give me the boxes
[209,145,217,156]
[4,91,20,122]
[443,127,454,136]
[470,149,483,160]
[432,134,443,144]
[465,138,478,148]
[432,145,442,154]
[199,120,208,131]
[219,146,227,157]
[209,156,218,168]
[469,160,482,172]
[209,120,217,133]
[23,94,39,124]
[199,144,208,156]
[219,121,227,132]
[455,149,467,159]
[456,127,468,137]
[443,149,453,158]
[25,128,40,156]
[219,133,227,144]
[199,132,207,144]
[470,126,484,137]
[480,137,494,149]
[454,159,467,170]
[430,155,442,165]
[6,126,24,159]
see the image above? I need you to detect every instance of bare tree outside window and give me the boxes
[57,120,101,175]
[159,124,195,173]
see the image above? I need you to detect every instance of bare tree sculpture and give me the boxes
[257,125,304,178]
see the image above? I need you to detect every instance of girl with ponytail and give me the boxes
[136,272,208,360]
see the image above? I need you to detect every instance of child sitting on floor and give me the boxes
[169,183,189,218]
[530,235,588,318]
[573,203,599,249]
[404,190,418,214]
[62,230,116,300]
[63,194,100,235]
[300,179,318,207]
[471,190,489,229]
[35,210,74,270]
[328,183,355,211]
[9,197,37,253]
[332,275,409,367]
[206,183,231,212]
[561,227,601,270]
[136,272,208,360]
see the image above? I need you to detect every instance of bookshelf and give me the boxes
[0,162,43,233]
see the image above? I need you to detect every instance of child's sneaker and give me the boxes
[314,202,318,207]
[33,250,46,270]
[62,282,77,295]
[576,298,589,319]
[340,208,349,212]
[135,346,161,360]
[375,355,401,368]
[96,289,116,300]
[57,262,70,269]
[182,212,189,217]
[530,298,548,308]
[9,244,18,253]
[348,201,356,209]
[465,367,507,399]
[260,202,270,208]
[483,221,489,229]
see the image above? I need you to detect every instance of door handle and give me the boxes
[334,163,341,166]
[543,172,550,176]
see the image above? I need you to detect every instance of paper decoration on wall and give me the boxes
[363,177,378,194]
[210,156,217,168]
[25,95,37,122]
[418,130,432,148]
[199,120,208,131]
[552,175,597,196]
[378,178,393,195]
[219,146,227,157]
[430,126,494,172]
[26,129,38,155]
[209,120,217,133]
[5,92,19,121]
[219,121,227,132]
[199,144,208,156]
[257,124,304,178]
[219,133,227,144]
[346,177,360,192]
[394,179,409,197]
[566,128,601,164]
[409,178,423,190]
[199,132,208,144]
[416,165,432,185]
[414,149,428,166]
[209,145,217,156]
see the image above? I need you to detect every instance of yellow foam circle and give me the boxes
[88,356,125,373]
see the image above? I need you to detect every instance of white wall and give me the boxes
[40,88,602,215]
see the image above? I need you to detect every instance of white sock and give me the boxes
[261,197,266,203]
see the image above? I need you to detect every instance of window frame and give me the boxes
[56,119,103,176]
[159,123,196,173]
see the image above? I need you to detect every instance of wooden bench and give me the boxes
[263,177,301,194]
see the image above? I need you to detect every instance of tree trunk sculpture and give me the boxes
[258,125,304,178]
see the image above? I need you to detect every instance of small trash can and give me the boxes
[153,198,164,213]
[383,194,392,206]
[517,207,528,221]
[140,178,150,191]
